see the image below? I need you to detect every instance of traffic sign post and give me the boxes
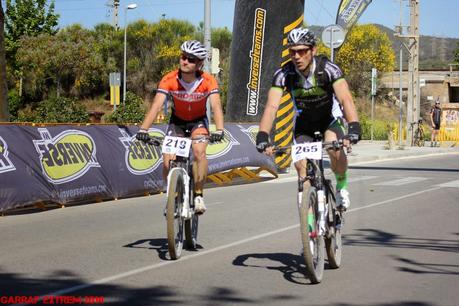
[321,25,345,62]
[371,68,377,141]
[110,72,121,112]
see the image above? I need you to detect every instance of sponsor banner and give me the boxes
[0,124,276,212]
[226,0,305,122]
[336,0,372,37]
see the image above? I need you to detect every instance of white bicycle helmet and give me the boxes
[180,40,208,60]
[287,28,317,47]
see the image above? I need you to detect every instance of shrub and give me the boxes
[7,90,24,121]
[104,91,146,124]
[17,96,89,123]
[360,113,395,140]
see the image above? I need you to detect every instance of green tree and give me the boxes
[17,25,116,100]
[5,0,59,71]
[125,19,196,96]
[0,1,8,121]
[455,41,459,63]
[210,27,232,59]
[335,24,395,96]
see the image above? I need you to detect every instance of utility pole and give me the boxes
[203,0,211,72]
[395,0,419,146]
[409,0,420,139]
[113,0,120,30]
[204,0,212,123]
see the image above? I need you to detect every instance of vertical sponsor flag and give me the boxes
[336,0,372,38]
[226,0,305,122]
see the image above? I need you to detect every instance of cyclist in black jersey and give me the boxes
[430,98,442,147]
[255,27,361,210]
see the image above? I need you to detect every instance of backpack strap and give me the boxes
[314,55,331,89]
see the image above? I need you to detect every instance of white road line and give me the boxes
[348,175,379,183]
[262,176,297,184]
[15,185,444,305]
[435,180,459,188]
[264,174,379,184]
[374,177,428,186]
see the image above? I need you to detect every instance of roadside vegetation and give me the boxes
[1,1,458,139]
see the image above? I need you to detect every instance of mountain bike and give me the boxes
[411,119,425,147]
[145,134,213,260]
[276,132,345,284]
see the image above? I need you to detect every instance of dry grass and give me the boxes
[354,96,400,123]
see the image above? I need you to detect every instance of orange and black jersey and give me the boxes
[157,70,219,121]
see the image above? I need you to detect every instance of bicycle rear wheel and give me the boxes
[414,130,421,147]
[324,182,342,269]
[166,168,185,260]
[185,176,199,250]
[299,186,325,284]
[418,129,425,147]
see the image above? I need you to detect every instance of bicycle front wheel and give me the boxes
[166,168,185,260]
[324,183,342,269]
[299,186,325,284]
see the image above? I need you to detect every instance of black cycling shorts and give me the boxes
[433,122,440,130]
[167,114,209,137]
[294,115,345,143]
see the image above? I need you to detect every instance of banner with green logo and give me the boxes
[0,124,276,212]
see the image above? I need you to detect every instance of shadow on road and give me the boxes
[344,229,459,276]
[232,252,314,285]
[0,270,179,305]
[123,238,169,260]
[0,269,294,305]
[394,256,459,275]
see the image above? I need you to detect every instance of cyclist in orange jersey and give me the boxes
[137,40,225,214]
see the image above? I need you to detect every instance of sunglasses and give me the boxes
[181,54,199,64]
[288,48,311,57]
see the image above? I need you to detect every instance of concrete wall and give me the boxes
[380,71,458,104]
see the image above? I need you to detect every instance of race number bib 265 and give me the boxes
[291,142,322,162]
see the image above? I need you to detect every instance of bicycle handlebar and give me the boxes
[272,138,350,157]
[140,134,219,146]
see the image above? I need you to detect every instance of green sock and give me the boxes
[308,213,314,232]
[335,172,348,190]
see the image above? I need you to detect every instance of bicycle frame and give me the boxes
[167,154,194,219]
[280,132,344,283]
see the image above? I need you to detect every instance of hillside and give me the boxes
[309,24,459,70]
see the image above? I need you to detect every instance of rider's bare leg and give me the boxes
[191,130,208,195]
[324,129,348,176]
[162,153,174,191]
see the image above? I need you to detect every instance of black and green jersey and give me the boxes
[271,56,345,121]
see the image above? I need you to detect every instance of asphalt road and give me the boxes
[1,154,458,306]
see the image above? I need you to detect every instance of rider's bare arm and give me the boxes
[139,92,167,130]
[209,93,224,131]
[258,87,283,133]
[333,79,358,123]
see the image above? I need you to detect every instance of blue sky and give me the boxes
[3,0,459,38]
